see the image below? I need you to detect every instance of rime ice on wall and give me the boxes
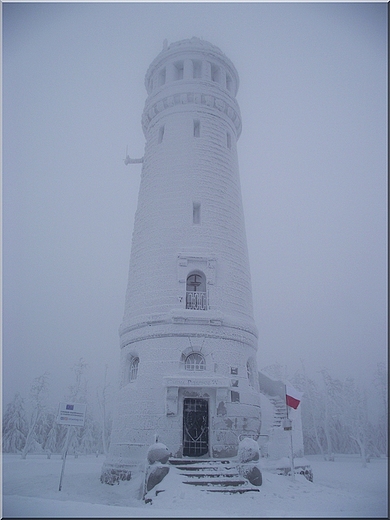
[102,38,261,482]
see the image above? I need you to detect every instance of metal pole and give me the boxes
[285,384,295,481]
[58,425,72,491]
[289,425,295,481]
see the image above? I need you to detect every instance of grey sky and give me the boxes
[3,2,387,406]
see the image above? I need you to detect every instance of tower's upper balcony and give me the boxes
[145,37,239,97]
[142,37,241,137]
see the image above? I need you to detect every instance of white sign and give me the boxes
[164,375,230,388]
[166,378,222,387]
[57,402,86,427]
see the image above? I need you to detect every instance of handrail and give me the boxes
[186,291,207,310]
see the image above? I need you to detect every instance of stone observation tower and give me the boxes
[102,37,262,481]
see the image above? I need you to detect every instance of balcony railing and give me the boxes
[186,291,207,310]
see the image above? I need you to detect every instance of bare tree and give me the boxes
[372,362,388,456]
[21,372,50,459]
[295,361,326,459]
[341,378,370,466]
[96,364,112,455]
[319,369,344,461]
[67,358,88,403]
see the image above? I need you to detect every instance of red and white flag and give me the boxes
[285,384,303,410]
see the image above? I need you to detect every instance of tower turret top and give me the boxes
[144,37,239,97]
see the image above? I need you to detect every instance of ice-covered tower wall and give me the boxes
[102,38,261,482]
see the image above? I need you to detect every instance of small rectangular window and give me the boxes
[231,391,240,403]
[193,60,202,78]
[174,61,184,80]
[230,367,238,375]
[158,125,165,144]
[227,132,231,149]
[194,119,200,138]
[231,379,239,387]
[193,202,201,224]
[226,74,232,92]
[211,63,220,83]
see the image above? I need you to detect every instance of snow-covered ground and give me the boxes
[2,453,388,518]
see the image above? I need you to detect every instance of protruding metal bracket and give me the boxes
[124,155,144,165]
[124,146,144,165]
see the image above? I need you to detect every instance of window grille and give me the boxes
[186,273,207,310]
[185,353,205,371]
[129,357,139,381]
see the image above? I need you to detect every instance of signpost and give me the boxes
[57,402,87,427]
[57,402,86,491]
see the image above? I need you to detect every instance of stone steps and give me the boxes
[169,458,260,494]
[268,395,288,427]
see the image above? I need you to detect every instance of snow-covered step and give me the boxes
[179,469,239,476]
[169,458,261,494]
[169,458,231,465]
[183,477,249,486]
[203,486,260,494]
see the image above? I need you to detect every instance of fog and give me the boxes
[2,2,387,408]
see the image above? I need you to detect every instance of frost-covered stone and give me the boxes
[100,467,131,485]
[238,437,260,463]
[241,464,262,486]
[103,37,262,481]
[145,464,170,492]
[147,443,170,465]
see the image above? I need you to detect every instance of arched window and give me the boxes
[186,272,207,310]
[185,353,206,371]
[129,357,139,382]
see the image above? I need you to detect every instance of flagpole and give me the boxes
[285,384,295,481]
[285,384,288,420]
[289,425,295,481]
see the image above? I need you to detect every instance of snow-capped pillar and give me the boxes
[203,60,211,81]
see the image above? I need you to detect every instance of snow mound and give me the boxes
[147,443,170,465]
[238,437,259,463]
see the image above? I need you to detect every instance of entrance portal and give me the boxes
[183,398,209,457]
